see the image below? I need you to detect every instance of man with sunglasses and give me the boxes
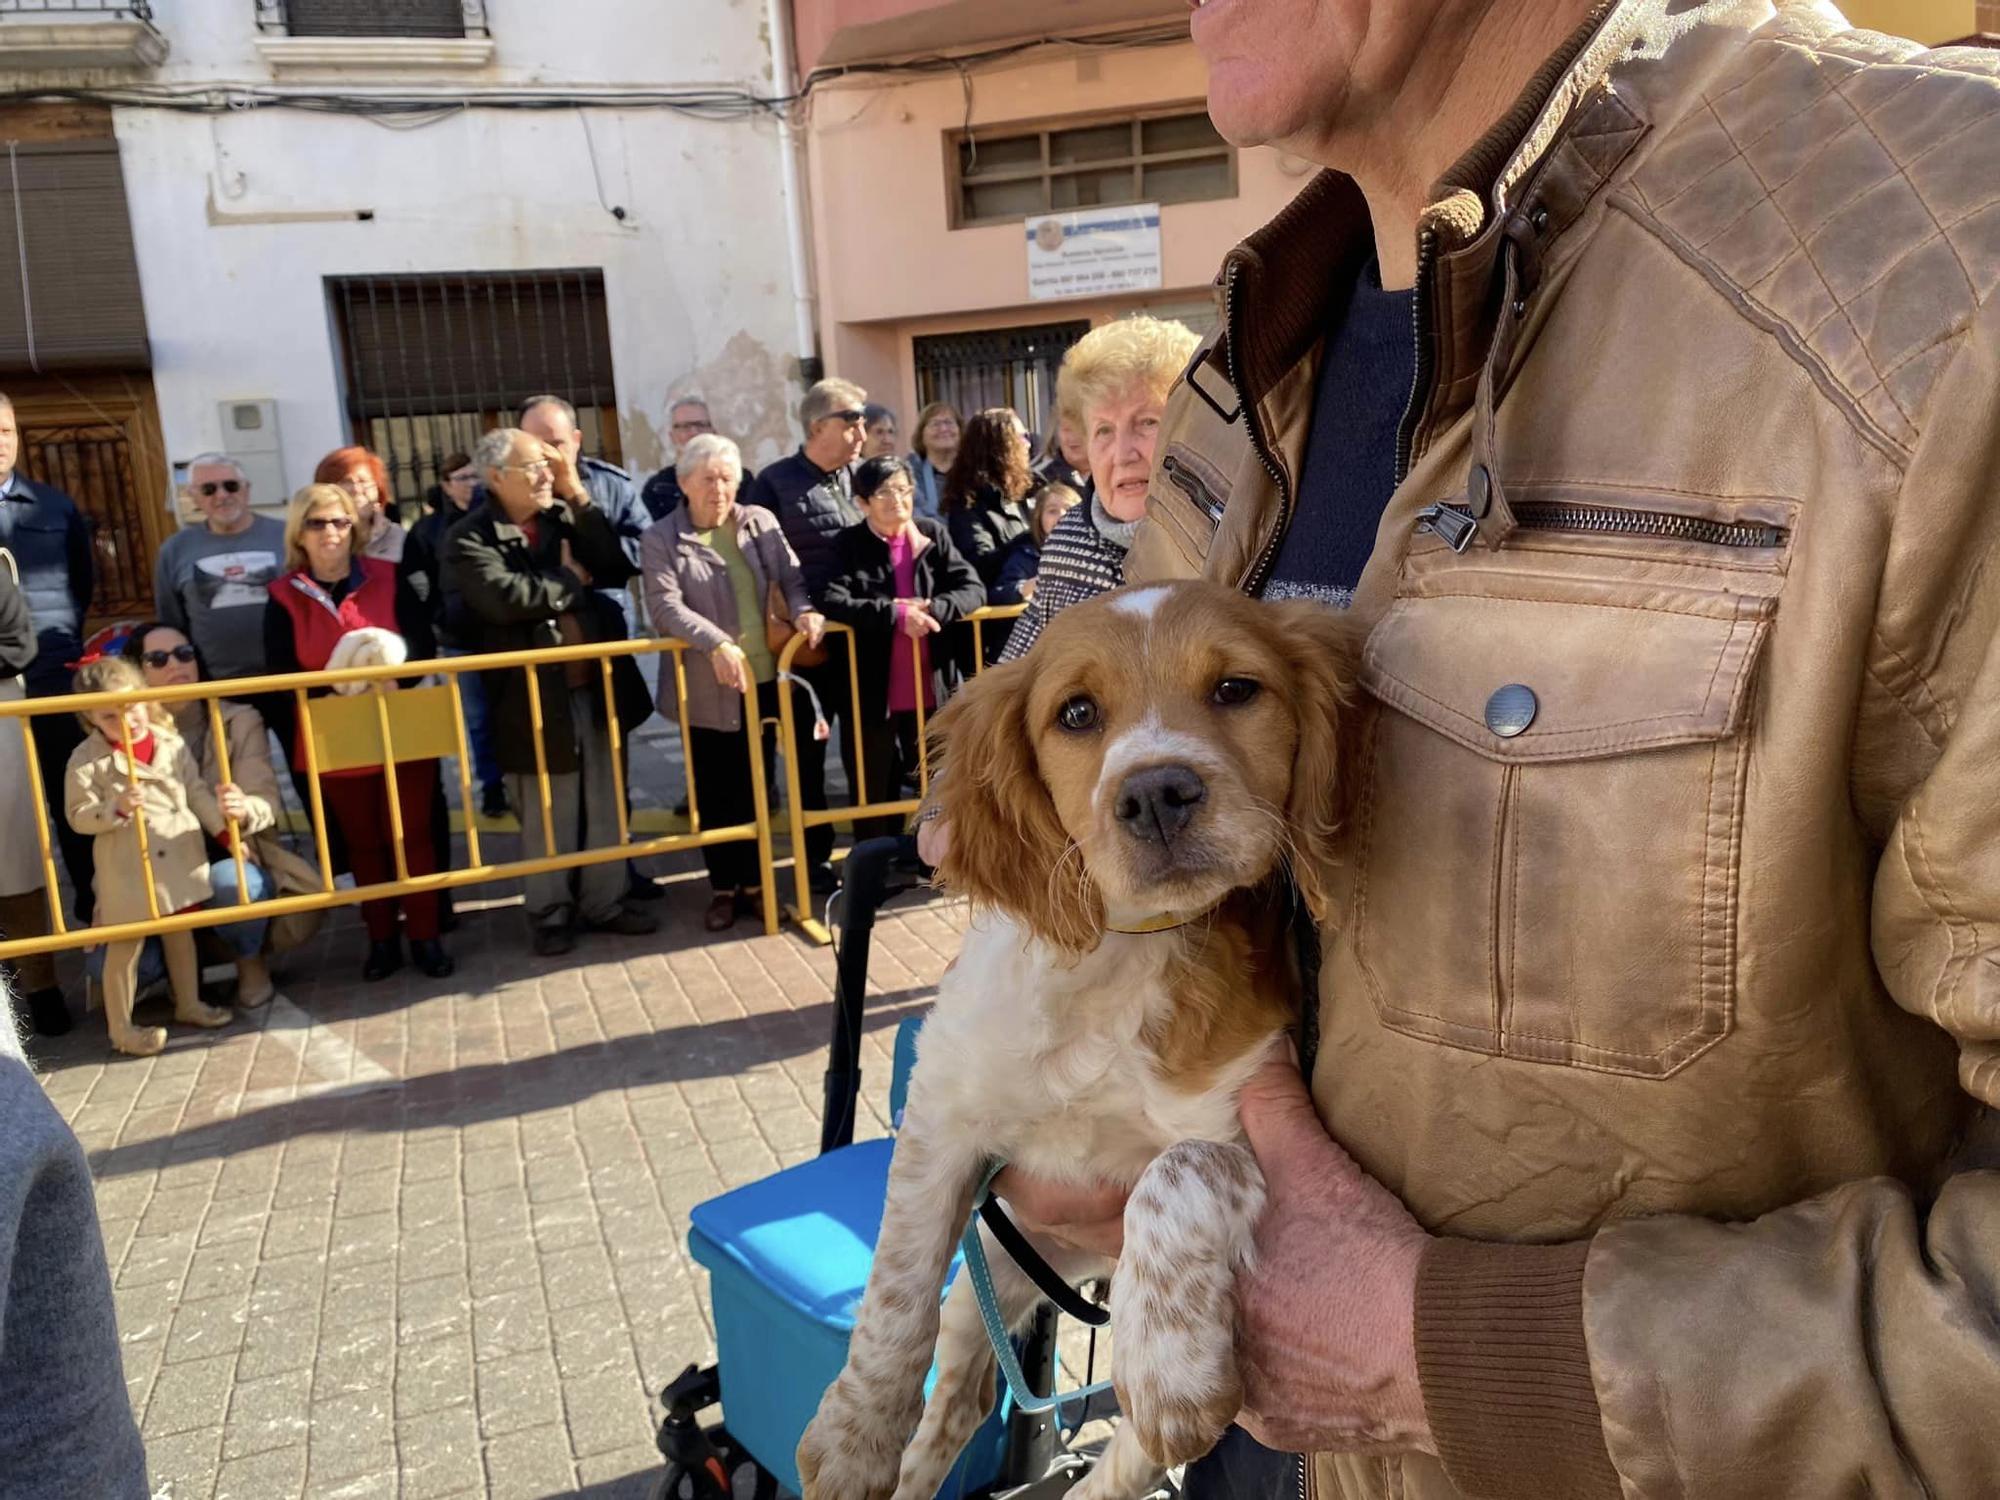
[153,453,286,685]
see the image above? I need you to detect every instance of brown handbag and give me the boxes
[766,581,827,669]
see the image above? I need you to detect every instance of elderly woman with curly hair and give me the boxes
[996,314,1200,663]
[315,445,405,563]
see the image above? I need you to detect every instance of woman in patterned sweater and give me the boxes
[997,314,1200,663]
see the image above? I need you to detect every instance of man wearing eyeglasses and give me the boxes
[640,396,748,523]
[153,453,287,685]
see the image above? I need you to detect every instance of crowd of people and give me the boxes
[0,316,1194,1052]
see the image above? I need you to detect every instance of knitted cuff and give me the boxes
[1415,1236,1621,1500]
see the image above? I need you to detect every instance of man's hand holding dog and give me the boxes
[997,1055,1436,1457]
[1234,1053,1433,1457]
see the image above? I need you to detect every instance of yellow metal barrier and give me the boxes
[776,604,1026,943]
[0,637,778,962]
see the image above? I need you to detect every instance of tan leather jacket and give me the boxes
[1127,4,2000,1496]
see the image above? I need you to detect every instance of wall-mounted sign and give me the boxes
[1026,204,1163,302]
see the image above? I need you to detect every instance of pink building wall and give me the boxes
[801,39,1313,423]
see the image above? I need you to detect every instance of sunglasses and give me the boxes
[143,645,198,668]
[304,515,355,533]
[197,480,244,497]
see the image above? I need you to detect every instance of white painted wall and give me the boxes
[114,0,806,506]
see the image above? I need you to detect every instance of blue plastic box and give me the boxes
[686,1095,1010,1496]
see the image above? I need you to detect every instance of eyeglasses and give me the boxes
[196,480,244,497]
[671,420,714,435]
[304,515,355,533]
[143,645,198,668]
[499,460,553,477]
[445,470,477,485]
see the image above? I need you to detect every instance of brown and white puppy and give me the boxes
[797,580,1353,1500]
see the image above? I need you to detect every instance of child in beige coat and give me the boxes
[63,657,239,1056]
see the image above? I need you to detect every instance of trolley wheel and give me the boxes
[649,1427,779,1500]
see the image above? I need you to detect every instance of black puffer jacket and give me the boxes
[745,450,858,604]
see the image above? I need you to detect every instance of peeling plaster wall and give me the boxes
[115,0,807,502]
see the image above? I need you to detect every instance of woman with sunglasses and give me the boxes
[264,483,449,982]
[117,622,326,1005]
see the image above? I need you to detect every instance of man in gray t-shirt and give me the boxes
[152,453,286,681]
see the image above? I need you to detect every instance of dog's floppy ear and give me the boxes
[1268,599,1362,927]
[930,657,1104,956]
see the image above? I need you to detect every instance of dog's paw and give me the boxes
[1115,1363,1240,1470]
[797,1400,905,1500]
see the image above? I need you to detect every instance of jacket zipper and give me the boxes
[1225,259,1296,599]
[1392,227,1441,487]
[1296,1452,1312,1500]
[1161,454,1226,525]
[1511,501,1788,548]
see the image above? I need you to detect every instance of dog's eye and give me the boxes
[1212,677,1261,707]
[1057,695,1100,732]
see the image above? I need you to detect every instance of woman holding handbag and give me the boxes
[640,434,825,931]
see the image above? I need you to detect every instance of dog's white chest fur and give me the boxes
[908,913,1264,1190]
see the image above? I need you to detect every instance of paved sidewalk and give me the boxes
[28,877,970,1499]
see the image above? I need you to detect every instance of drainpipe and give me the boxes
[767,0,822,379]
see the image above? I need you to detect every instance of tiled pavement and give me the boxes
[26,866,971,1500]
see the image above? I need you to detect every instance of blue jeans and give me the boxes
[441,646,502,790]
[1181,1427,1301,1498]
[87,860,274,984]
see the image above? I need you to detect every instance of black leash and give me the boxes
[977,1197,1110,1328]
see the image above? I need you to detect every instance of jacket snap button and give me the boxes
[1531,205,1551,233]
[1486,684,1538,738]
[1466,464,1493,518]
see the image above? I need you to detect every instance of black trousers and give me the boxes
[28,707,93,925]
[788,655,852,870]
[1181,1427,1301,1497]
[688,682,781,892]
[854,711,923,843]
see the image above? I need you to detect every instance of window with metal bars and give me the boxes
[913,321,1090,442]
[949,106,1235,229]
[254,0,486,37]
[327,268,620,514]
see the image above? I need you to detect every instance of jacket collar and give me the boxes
[1218,1,1639,417]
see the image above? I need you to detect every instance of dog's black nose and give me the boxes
[1115,765,1207,846]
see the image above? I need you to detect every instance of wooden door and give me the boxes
[8,372,171,626]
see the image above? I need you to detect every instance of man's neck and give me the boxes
[801,443,847,475]
[1305,0,1601,289]
[499,500,542,529]
[207,512,254,537]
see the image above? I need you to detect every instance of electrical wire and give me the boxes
[0,22,1193,125]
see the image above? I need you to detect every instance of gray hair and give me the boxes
[800,378,866,430]
[474,427,522,475]
[186,451,247,481]
[519,394,577,425]
[676,432,743,482]
[669,395,711,419]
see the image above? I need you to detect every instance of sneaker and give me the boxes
[532,923,576,958]
[479,782,509,820]
[585,904,660,937]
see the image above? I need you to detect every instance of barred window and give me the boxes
[257,0,484,38]
[949,106,1235,229]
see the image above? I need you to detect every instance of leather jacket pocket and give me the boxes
[1349,570,1773,1078]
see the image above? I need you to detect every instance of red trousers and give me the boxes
[317,763,441,942]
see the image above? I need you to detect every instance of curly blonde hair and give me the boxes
[1055,316,1200,429]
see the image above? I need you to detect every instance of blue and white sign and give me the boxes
[1025,204,1163,301]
